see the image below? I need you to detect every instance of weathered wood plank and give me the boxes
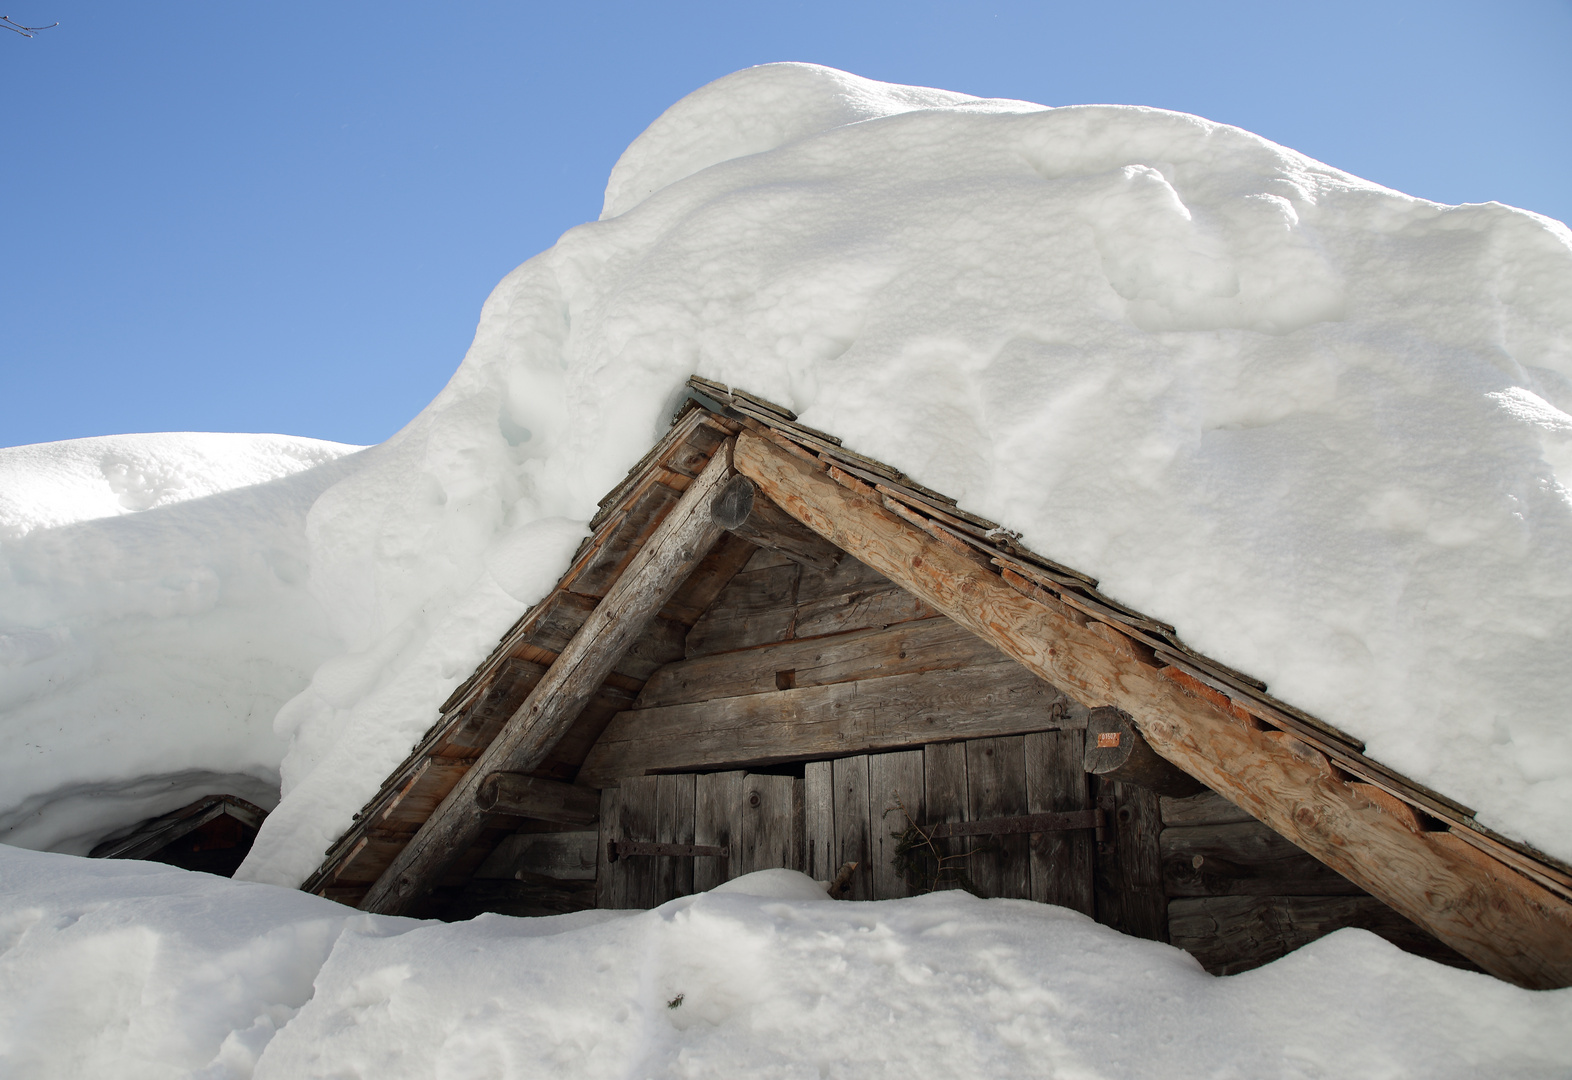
[360,441,735,916]
[657,531,758,626]
[684,562,801,658]
[539,683,640,782]
[694,771,744,893]
[474,831,598,881]
[793,584,936,640]
[595,787,620,909]
[966,737,1030,900]
[832,755,872,901]
[580,661,1069,785]
[923,742,969,893]
[656,773,697,902]
[738,773,801,876]
[1162,821,1363,898]
[868,750,925,899]
[601,776,657,909]
[1025,729,1094,916]
[1160,790,1255,827]
[1094,779,1168,942]
[475,772,600,825]
[432,877,598,921]
[635,617,1004,709]
[446,658,548,748]
[804,761,835,882]
[733,428,1572,988]
[569,481,682,597]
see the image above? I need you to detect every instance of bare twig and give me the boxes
[887,800,993,896]
[2,15,58,37]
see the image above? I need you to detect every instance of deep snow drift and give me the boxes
[3,63,1572,883]
[3,846,1569,1079]
[0,433,362,852]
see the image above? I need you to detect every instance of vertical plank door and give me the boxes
[737,773,802,875]
[923,742,970,892]
[804,761,835,882]
[1094,778,1168,941]
[832,755,873,900]
[966,736,1031,899]
[1025,729,1095,916]
[694,771,745,893]
[656,773,697,902]
[868,750,925,899]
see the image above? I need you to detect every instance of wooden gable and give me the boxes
[302,377,1572,989]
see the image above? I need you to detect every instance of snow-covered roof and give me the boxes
[4,60,1571,917]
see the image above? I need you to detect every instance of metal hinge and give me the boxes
[607,840,730,862]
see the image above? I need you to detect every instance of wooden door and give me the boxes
[597,770,803,908]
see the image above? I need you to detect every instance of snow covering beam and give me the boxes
[359,441,737,916]
[733,428,1572,989]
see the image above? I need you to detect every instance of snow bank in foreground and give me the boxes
[2,848,1567,1080]
[0,435,365,853]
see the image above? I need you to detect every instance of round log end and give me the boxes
[710,475,756,530]
[1083,705,1207,798]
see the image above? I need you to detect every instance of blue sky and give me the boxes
[4,1,1569,448]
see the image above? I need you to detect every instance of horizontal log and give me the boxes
[636,616,1005,708]
[475,773,601,825]
[579,660,1072,786]
[711,475,842,571]
[1161,822,1363,897]
[474,831,599,881]
[733,428,1572,989]
[1159,790,1255,827]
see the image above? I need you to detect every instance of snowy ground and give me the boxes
[3,846,1569,1080]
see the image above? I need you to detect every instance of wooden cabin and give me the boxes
[91,793,267,877]
[302,377,1572,989]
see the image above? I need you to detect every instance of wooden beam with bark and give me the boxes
[358,441,737,915]
[733,427,1572,989]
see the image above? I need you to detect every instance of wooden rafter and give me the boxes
[733,427,1572,989]
[357,440,738,915]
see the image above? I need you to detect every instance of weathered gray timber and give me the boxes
[474,831,599,880]
[967,737,1031,900]
[635,617,1003,709]
[1025,729,1095,916]
[711,474,842,571]
[923,741,970,891]
[1094,780,1168,941]
[868,750,924,899]
[694,771,745,893]
[804,761,835,882]
[1159,789,1255,827]
[1169,895,1479,975]
[832,756,874,900]
[475,773,601,825]
[579,661,1073,785]
[1162,821,1363,898]
[359,442,736,915]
